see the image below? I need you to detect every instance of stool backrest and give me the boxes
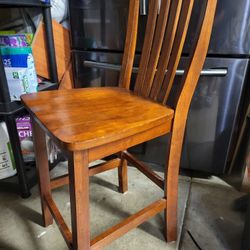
[119,0,217,109]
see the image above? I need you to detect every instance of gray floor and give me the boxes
[180,178,245,250]
[0,163,246,250]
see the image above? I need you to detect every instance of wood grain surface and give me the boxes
[32,20,71,82]
[22,87,174,151]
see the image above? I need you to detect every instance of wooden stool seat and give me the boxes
[22,87,174,151]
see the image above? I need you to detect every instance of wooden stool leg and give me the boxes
[165,185,178,242]
[165,137,180,242]
[32,119,53,227]
[118,152,128,193]
[69,150,90,250]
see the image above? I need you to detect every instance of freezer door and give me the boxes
[158,57,248,174]
[180,58,248,174]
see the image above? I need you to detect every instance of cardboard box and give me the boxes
[5,67,29,100]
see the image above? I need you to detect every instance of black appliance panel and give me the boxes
[70,0,250,55]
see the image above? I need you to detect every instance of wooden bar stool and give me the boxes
[21,0,217,249]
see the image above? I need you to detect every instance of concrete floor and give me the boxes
[180,177,245,250]
[0,163,246,250]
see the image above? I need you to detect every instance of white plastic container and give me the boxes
[0,122,16,179]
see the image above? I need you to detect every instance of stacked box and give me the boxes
[5,67,30,100]
[16,116,34,162]
[0,34,33,47]
[0,47,38,101]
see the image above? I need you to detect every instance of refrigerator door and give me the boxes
[184,0,250,55]
[70,0,128,50]
[70,0,250,55]
[73,51,249,174]
[69,0,145,51]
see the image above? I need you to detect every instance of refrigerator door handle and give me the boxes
[176,68,228,76]
[140,0,147,15]
[83,61,228,77]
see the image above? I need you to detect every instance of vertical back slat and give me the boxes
[134,0,159,94]
[139,0,171,97]
[119,0,140,89]
[149,0,183,100]
[171,0,216,108]
[159,0,195,104]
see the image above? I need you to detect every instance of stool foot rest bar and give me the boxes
[45,194,72,248]
[90,199,166,250]
[122,151,164,189]
[50,158,121,190]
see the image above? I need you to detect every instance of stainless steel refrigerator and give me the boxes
[69,0,250,174]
